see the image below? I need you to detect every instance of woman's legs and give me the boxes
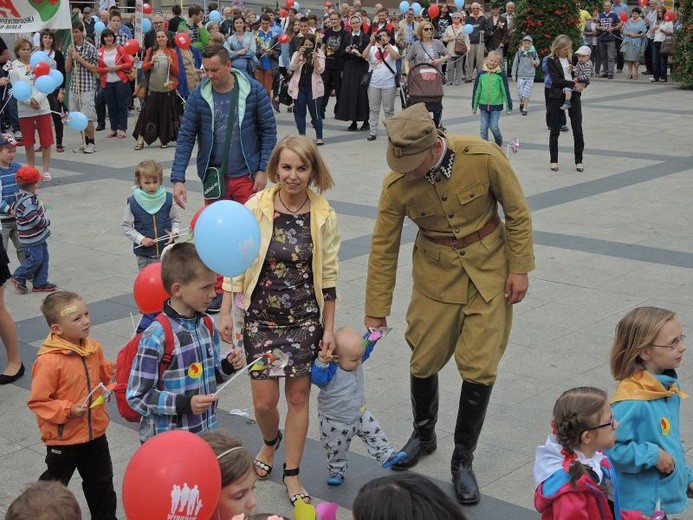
[293,88,309,135]
[115,81,130,132]
[251,378,281,477]
[103,83,118,132]
[306,95,323,140]
[367,86,382,137]
[652,41,662,81]
[547,98,563,165]
[283,376,311,500]
[569,95,584,166]
[0,285,21,377]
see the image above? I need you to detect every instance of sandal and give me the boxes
[134,142,144,150]
[283,464,311,506]
[253,430,283,480]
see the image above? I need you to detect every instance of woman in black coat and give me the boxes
[336,15,370,131]
[546,34,587,173]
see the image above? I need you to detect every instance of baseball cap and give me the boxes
[522,35,533,42]
[0,134,17,147]
[16,166,42,184]
[576,45,592,55]
[384,104,438,173]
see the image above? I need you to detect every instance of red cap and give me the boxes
[16,166,42,184]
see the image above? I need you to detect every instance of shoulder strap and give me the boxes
[202,314,215,336]
[155,314,175,377]
[377,47,397,77]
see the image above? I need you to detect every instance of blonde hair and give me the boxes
[13,38,31,56]
[486,50,502,63]
[610,307,676,381]
[266,135,335,193]
[41,291,83,327]
[550,34,573,58]
[134,159,164,186]
[416,21,435,40]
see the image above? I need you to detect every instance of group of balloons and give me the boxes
[286,0,302,10]
[132,201,261,315]
[400,0,465,15]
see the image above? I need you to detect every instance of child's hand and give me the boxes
[317,349,333,364]
[226,348,245,370]
[29,98,40,110]
[191,394,218,414]
[165,231,178,245]
[656,448,675,473]
[70,403,87,417]
[141,237,156,247]
[0,77,8,86]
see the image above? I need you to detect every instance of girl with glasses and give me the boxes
[609,307,692,517]
[534,387,642,520]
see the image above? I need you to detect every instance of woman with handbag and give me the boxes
[225,16,258,77]
[133,30,180,150]
[650,7,674,83]
[97,28,133,138]
[621,8,647,80]
[336,16,370,132]
[442,12,470,86]
[362,28,399,141]
[288,34,326,145]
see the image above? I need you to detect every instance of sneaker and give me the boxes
[560,125,570,132]
[519,102,524,112]
[521,109,528,116]
[271,98,280,113]
[326,474,344,486]
[42,172,52,181]
[73,146,85,153]
[315,139,324,146]
[95,124,105,131]
[382,451,408,469]
[32,283,57,292]
[367,134,377,141]
[206,293,223,314]
[56,144,65,153]
[560,102,571,111]
[649,77,659,82]
[83,143,96,154]
[360,122,370,131]
[13,130,22,141]
[347,122,358,131]
[10,278,28,295]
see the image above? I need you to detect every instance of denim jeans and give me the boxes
[479,108,502,146]
[293,86,323,139]
[13,242,49,286]
[0,89,19,132]
[652,41,667,80]
[103,81,130,131]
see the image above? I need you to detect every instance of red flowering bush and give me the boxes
[672,0,693,88]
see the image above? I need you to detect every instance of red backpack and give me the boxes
[114,313,214,422]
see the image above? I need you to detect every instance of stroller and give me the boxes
[403,62,445,130]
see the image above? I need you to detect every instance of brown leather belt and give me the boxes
[424,215,501,249]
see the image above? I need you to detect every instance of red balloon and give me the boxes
[175,32,192,50]
[133,263,168,314]
[286,0,295,8]
[638,0,647,6]
[143,3,152,14]
[33,62,50,78]
[123,431,221,520]
[362,22,370,33]
[618,10,628,21]
[663,10,674,21]
[190,206,205,230]
[428,4,440,18]
[278,33,291,44]
[279,8,288,17]
[123,38,140,55]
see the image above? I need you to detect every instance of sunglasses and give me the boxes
[423,27,433,31]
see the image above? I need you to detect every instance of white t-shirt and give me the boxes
[368,45,398,89]
[103,48,120,83]
[559,57,571,81]
[653,20,673,42]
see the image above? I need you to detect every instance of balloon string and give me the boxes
[133,229,190,249]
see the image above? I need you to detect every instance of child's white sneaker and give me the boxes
[42,172,52,181]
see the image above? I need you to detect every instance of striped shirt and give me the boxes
[14,190,50,245]
[70,41,98,93]
[0,162,21,221]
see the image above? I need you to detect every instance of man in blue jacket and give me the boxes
[171,44,277,311]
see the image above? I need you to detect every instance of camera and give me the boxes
[375,34,383,43]
[304,47,313,60]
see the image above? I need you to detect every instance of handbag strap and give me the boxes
[219,84,240,175]
[377,47,397,77]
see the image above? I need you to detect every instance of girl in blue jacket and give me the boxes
[608,307,693,517]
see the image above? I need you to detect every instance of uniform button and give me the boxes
[442,195,448,201]
[420,211,425,216]
[464,146,470,153]
[454,228,460,234]
[460,250,465,256]
[448,213,454,218]
[469,193,475,198]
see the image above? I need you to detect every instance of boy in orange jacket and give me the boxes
[27,291,117,520]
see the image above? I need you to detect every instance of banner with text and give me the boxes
[0,0,72,33]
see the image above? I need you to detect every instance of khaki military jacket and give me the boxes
[365,136,534,317]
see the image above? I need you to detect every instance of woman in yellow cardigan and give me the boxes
[218,135,340,507]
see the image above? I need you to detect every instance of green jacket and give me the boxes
[472,65,512,112]
[177,21,210,50]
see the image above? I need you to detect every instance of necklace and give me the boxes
[278,190,309,216]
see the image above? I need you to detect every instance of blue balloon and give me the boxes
[454,0,464,8]
[142,17,152,32]
[30,51,50,68]
[294,1,301,9]
[94,21,106,34]
[67,112,88,132]
[49,69,64,87]
[464,23,474,34]
[399,0,410,13]
[208,10,222,22]
[35,75,57,95]
[11,81,32,102]
[412,2,423,15]
[194,201,261,277]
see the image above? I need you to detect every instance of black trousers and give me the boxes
[644,38,654,73]
[544,87,566,129]
[548,93,583,164]
[39,435,117,520]
[95,85,106,128]
[47,93,64,146]
[321,68,342,116]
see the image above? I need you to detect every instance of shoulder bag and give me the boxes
[660,34,675,56]
[203,86,239,200]
[378,47,400,87]
[454,29,468,56]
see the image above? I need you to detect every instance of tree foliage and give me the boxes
[672,0,693,88]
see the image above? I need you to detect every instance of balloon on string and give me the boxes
[208,10,222,22]
[399,0,410,13]
[142,3,153,14]
[663,10,674,21]
[122,431,221,520]
[412,2,423,15]
[29,51,50,68]
[279,8,288,16]
[278,33,291,44]
[190,206,205,230]
[464,23,474,34]
[637,0,647,6]
[618,11,627,21]
[66,111,89,132]
[123,39,140,55]
[49,69,64,87]
[142,17,152,33]
[428,4,440,18]
[11,81,32,102]
[454,0,465,8]
[286,0,295,8]
[294,2,301,9]
[132,262,168,314]
[175,32,191,50]
[94,21,106,34]
[33,62,51,78]
[35,75,57,95]
[193,200,261,277]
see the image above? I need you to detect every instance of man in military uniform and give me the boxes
[364,103,534,505]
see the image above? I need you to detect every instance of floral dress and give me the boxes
[244,211,335,378]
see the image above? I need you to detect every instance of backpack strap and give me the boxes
[201,314,215,337]
[154,314,175,383]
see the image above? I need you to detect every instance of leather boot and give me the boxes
[392,374,439,470]
[451,381,493,505]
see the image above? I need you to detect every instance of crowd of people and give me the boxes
[0,0,689,519]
